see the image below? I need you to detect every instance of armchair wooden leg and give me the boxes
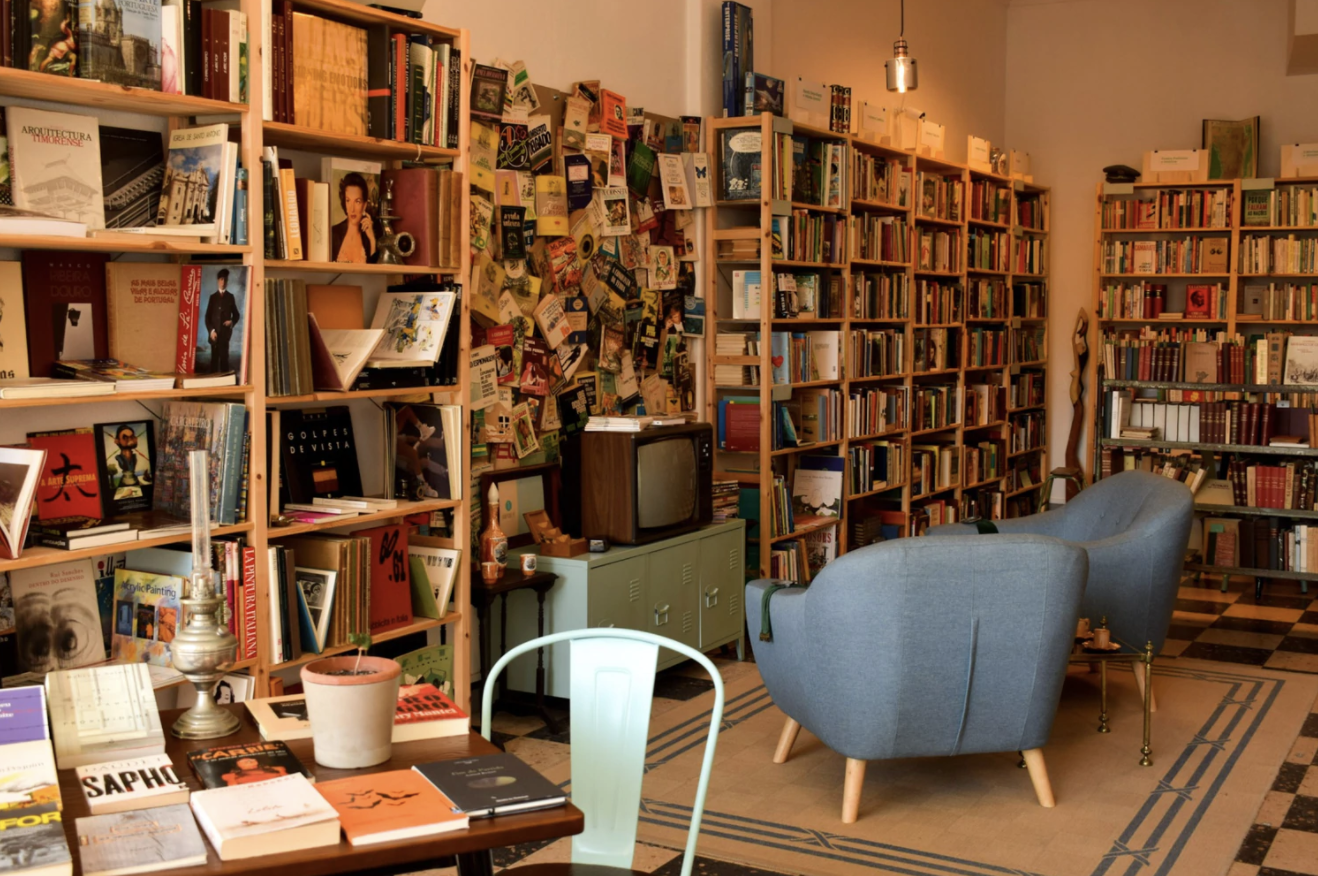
[842,758,866,823]
[1132,663,1157,712]
[773,717,801,764]
[1021,748,1055,808]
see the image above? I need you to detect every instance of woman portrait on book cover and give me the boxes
[332,172,379,264]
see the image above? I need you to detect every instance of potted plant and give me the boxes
[300,633,400,769]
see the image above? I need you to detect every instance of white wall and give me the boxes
[1006,0,1318,471]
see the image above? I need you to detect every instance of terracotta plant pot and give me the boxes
[300,655,401,769]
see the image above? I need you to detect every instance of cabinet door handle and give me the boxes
[705,587,719,608]
[654,604,670,626]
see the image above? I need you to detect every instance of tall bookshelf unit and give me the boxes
[1089,176,1318,594]
[0,0,475,708]
[706,113,1050,580]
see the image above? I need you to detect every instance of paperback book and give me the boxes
[186,740,313,789]
[9,561,104,676]
[109,568,184,666]
[75,804,208,876]
[78,0,163,89]
[76,754,189,815]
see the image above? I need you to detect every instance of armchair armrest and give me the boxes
[745,580,812,726]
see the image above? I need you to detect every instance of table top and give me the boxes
[55,705,584,876]
[471,568,559,599]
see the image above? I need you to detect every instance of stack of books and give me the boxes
[712,480,741,522]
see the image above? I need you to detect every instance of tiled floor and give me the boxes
[1164,577,1318,674]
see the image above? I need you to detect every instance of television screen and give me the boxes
[637,438,697,529]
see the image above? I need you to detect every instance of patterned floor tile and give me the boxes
[1302,713,1318,738]
[1238,824,1281,865]
[1280,636,1318,655]
[1282,795,1318,832]
[1292,623,1318,638]
[1177,597,1233,615]
[1275,763,1311,793]
[653,674,717,701]
[1212,616,1298,635]
[1196,628,1288,650]
[1263,828,1318,871]
[1182,641,1276,666]
[1223,604,1308,623]
[1266,652,1318,673]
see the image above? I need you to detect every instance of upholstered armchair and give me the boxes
[746,534,1087,823]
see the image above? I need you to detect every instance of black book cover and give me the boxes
[412,753,565,818]
[93,419,156,516]
[186,740,311,789]
[446,47,461,149]
[99,127,164,229]
[352,366,431,391]
[365,24,392,139]
[278,406,364,505]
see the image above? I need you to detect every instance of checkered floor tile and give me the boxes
[1165,576,1318,674]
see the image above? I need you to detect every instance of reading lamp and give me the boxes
[885,0,918,92]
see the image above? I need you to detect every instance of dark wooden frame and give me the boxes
[479,462,562,549]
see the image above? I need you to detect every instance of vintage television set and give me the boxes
[561,422,714,545]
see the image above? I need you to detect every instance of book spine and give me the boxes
[243,546,258,659]
[282,0,294,123]
[409,44,425,145]
[271,5,284,122]
[227,9,240,102]
[217,406,247,525]
[722,1,736,117]
[446,46,460,150]
[232,167,248,247]
[201,6,212,98]
[278,168,302,260]
[176,265,201,373]
[215,7,229,102]
[393,34,408,143]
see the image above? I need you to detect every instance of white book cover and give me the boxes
[160,4,182,95]
[807,331,840,381]
[190,773,338,855]
[0,740,58,808]
[469,344,499,411]
[732,270,762,319]
[533,294,573,349]
[408,543,460,618]
[368,291,457,364]
[244,694,311,741]
[6,106,106,228]
[657,153,692,211]
[309,182,331,262]
[76,804,208,875]
[158,124,229,235]
[9,560,104,676]
[596,186,630,236]
[0,261,29,381]
[45,663,163,770]
[76,753,188,814]
[683,153,712,208]
[788,77,830,129]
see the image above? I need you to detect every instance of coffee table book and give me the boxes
[75,755,189,815]
[393,683,468,742]
[189,773,339,861]
[74,804,207,876]
[44,664,164,770]
[413,752,567,818]
[186,740,313,789]
[314,769,469,846]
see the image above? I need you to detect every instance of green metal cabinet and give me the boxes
[498,520,746,699]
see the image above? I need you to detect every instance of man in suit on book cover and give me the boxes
[204,269,240,373]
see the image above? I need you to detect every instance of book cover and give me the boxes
[720,128,761,200]
[534,175,568,236]
[150,400,243,522]
[599,89,627,139]
[93,420,155,517]
[469,64,507,124]
[0,739,59,809]
[0,803,70,872]
[45,663,164,770]
[388,403,453,501]
[294,567,334,652]
[0,447,46,561]
[412,753,566,818]
[76,754,188,815]
[394,682,466,735]
[0,262,29,382]
[533,293,572,349]
[105,263,181,373]
[792,456,844,519]
[109,568,184,666]
[9,560,103,676]
[277,406,364,504]
[20,248,111,377]
[657,153,691,210]
[26,429,102,522]
[320,156,381,264]
[747,72,784,116]
[99,126,165,229]
[197,264,249,380]
[244,694,310,742]
[291,13,367,135]
[189,773,338,860]
[0,687,51,746]
[394,642,454,692]
[75,804,207,875]
[78,0,162,89]
[187,740,311,789]
[562,96,589,150]
[314,769,467,846]
[27,0,78,75]
[368,290,456,364]
[357,523,412,635]
[157,123,227,231]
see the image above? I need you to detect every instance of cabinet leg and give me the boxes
[535,587,560,735]
[1255,576,1265,602]
[736,635,745,661]
[1098,660,1110,733]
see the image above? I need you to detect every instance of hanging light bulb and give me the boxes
[885,0,918,93]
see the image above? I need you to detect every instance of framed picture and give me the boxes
[1202,116,1259,180]
[479,462,562,549]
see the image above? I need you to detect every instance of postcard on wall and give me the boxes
[683,154,712,207]
[657,154,692,211]
[526,116,554,174]
[650,246,677,290]
[597,186,631,236]
[469,123,498,192]
[563,97,590,150]
[510,403,539,459]
[469,344,499,410]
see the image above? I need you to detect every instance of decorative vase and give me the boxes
[479,482,508,570]
[300,656,401,769]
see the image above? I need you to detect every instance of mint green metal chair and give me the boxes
[481,628,725,876]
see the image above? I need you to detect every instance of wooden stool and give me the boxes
[1041,467,1086,510]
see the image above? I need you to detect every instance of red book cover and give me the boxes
[359,523,412,635]
[393,34,407,142]
[176,265,201,373]
[724,404,760,452]
[381,167,438,267]
[272,7,284,122]
[27,429,103,521]
[242,546,258,660]
[394,683,467,726]
[214,7,229,102]
[22,251,111,378]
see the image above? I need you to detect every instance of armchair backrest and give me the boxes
[795,535,1086,761]
[1046,470,1191,544]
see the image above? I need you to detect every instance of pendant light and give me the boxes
[885,0,918,93]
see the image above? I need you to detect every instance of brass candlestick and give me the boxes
[171,450,241,739]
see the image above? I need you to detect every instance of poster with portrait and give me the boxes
[94,420,155,516]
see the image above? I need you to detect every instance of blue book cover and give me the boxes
[721,2,753,117]
[231,168,248,246]
[0,686,49,745]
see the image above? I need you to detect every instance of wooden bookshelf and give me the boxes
[0,2,474,709]
[705,115,1050,579]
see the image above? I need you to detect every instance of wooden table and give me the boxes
[55,705,584,876]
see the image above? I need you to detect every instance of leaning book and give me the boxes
[6,106,106,229]
[44,663,165,770]
[74,804,207,876]
[78,0,163,90]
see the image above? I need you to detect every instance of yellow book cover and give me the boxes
[292,14,368,137]
[535,176,569,236]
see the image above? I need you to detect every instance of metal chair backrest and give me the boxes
[481,628,724,876]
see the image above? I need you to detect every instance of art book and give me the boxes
[394,642,454,694]
[320,156,382,264]
[0,447,46,562]
[76,754,189,815]
[791,456,844,520]
[6,106,104,227]
[75,804,208,875]
[197,265,250,382]
[78,0,162,89]
[358,523,412,635]
[99,126,165,229]
[291,13,368,136]
[19,251,106,378]
[187,740,312,789]
[368,290,457,365]
[110,568,184,666]
[277,406,364,504]
[157,123,229,235]
[27,0,78,75]
[9,561,103,676]
[388,403,455,501]
[45,663,164,770]
[315,769,467,846]
[26,428,103,521]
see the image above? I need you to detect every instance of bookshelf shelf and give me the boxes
[1009,446,1046,459]
[1237,226,1318,232]
[1100,227,1230,234]
[1237,273,1318,278]
[707,113,1050,578]
[770,439,845,457]
[0,385,253,410]
[912,484,958,501]
[0,67,249,116]
[269,499,462,538]
[262,121,462,162]
[264,260,459,275]
[0,523,254,575]
[1099,437,1318,457]
[1100,272,1231,278]
[1184,563,1318,582]
[1194,504,1318,520]
[790,201,846,214]
[964,420,1008,431]
[1007,484,1044,498]
[964,476,1005,491]
[288,0,462,38]
[266,387,446,405]
[0,235,250,255]
[749,517,841,545]
[267,613,464,671]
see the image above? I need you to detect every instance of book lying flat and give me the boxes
[76,754,189,815]
[412,752,566,819]
[186,740,313,789]
[45,664,165,770]
[0,802,71,875]
[75,804,207,876]
[315,769,468,846]
[245,695,312,742]
[0,686,50,745]
[0,740,60,810]
[190,774,339,861]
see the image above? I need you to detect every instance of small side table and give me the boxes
[471,568,561,735]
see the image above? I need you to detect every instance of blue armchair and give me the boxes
[746,534,1087,823]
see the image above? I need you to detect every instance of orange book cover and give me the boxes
[394,684,466,726]
[305,284,365,330]
[315,769,466,845]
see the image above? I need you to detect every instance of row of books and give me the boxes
[849,440,903,495]
[851,214,909,263]
[912,444,960,497]
[767,330,840,385]
[912,384,960,432]
[852,271,909,319]
[1101,189,1232,230]
[1016,196,1046,231]
[1100,237,1230,275]
[852,152,908,206]
[1242,282,1318,321]
[1243,185,1318,229]
[781,134,847,208]
[1097,281,1227,321]
[967,227,1010,272]
[1100,331,1245,384]
[964,439,1005,485]
[1014,326,1046,363]
[773,210,846,264]
[1238,233,1318,275]
[917,172,964,222]
[967,277,1007,319]
[847,327,904,377]
[966,328,1007,368]
[1200,514,1315,575]
[713,332,759,387]
[1014,236,1046,275]
[771,272,844,319]
[912,326,957,372]
[915,279,962,324]
[1010,410,1046,454]
[966,382,1007,426]
[848,385,908,437]
[969,180,1012,224]
[1013,371,1046,408]
[712,479,741,523]
[917,228,961,273]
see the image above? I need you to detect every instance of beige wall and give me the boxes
[1006,0,1318,472]
[771,0,1009,162]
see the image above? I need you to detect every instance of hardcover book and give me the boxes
[105,263,182,373]
[0,262,29,381]
[357,523,412,635]
[99,127,165,229]
[186,740,312,789]
[94,420,155,517]
[0,740,59,809]
[320,157,381,265]
[152,400,247,525]
[76,754,188,815]
[109,568,184,666]
[78,0,163,90]
[368,290,457,365]
[0,687,51,745]
[9,560,103,676]
[27,0,78,75]
[412,752,566,819]
[157,123,228,234]
[26,428,103,521]
[277,406,364,504]
[45,663,164,770]
[292,13,367,136]
[75,804,207,876]
[314,769,467,846]
[21,250,111,378]
[197,264,249,380]
[0,447,46,561]
[189,773,339,861]
[388,403,456,501]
